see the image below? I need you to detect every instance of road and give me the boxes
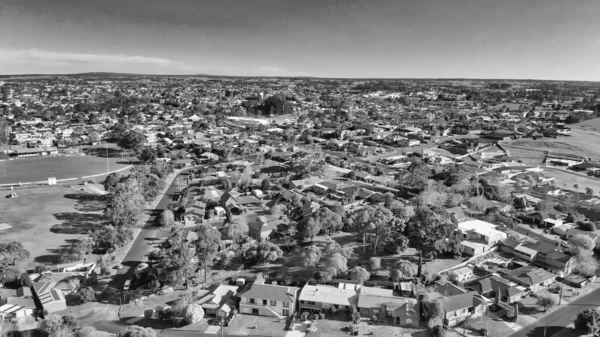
[110,169,193,291]
[509,284,600,337]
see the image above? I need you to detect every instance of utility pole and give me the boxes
[105,142,109,173]
[543,320,548,337]
[558,284,563,305]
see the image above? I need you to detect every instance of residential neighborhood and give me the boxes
[1,74,600,337]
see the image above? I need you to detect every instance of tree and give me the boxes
[256,241,284,265]
[311,207,344,235]
[41,314,65,335]
[104,172,122,193]
[260,178,271,190]
[348,266,370,284]
[574,183,580,190]
[324,241,354,259]
[183,303,205,324]
[159,209,175,227]
[389,260,415,281]
[118,131,147,153]
[139,146,157,163]
[297,217,321,241]
[0,241,30,267]
[575,308,600,331]
[159,234,197,286]
[346,205,405,253]
[118,325,157,337]
[586,187,595,196]
[536,295,555,312]
[568,234,595,256]
[303,245,322,268]
[405,206,462,277]
[325,253,348,277]
[270,204,287,218]
[77,287,96,304]
[224,222,249,243]
[575,250,599,277]
[104,176,145,227]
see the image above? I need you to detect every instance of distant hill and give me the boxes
[1,72,598,82]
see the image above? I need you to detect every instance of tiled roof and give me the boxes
[240,283,299,303]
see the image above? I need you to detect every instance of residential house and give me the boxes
[448,267,474,283]
[465,275,527,303]
[298,283,360,313]
[239,282,300,318]
[195,284,239,317]
[356,287,420,327]
[438,292,490,327]
[502,266,557,292]
[182,202,206,227]
[248,215,286,241]
[458,220,507,256]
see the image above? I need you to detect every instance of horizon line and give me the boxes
[0,72,599,83]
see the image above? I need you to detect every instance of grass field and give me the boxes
[0,186,109,269]
[503,128,600,162]
[0,155,130,184]
[543,167,600,195]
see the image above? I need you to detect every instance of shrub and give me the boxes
[578,221,597,231]
[77,287,96,304]
[371,315,378,324]
[183,304,205,324]
[575,309,600,331]
[100,266,110,276]
[330,306,337,314]
[430,325,445,337]
[369,257,381,270]
[319,312,325,319]
[144,309,154,319]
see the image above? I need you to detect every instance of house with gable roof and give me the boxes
[438,291,491,327]
[356,287,420,327]
[502,265,557,292]
[195,283,239,317]
[239,281,300,318]
[248,215,286,241]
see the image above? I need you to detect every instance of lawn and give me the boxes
[542,168,600,195]
[0,155,130,184]
[316,318,430,337]
[0,186,109,269]
[222,314,287,336]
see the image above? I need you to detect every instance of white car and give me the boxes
[115,264,123,270]
[123,279,131,291]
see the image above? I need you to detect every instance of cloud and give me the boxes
[0,48,183,67]
[254,66,309,77]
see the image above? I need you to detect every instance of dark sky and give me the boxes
[0,0,599,80]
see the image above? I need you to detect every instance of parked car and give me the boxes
[115,264,123,270]
[224,313,236,326]
[123,279,131,291]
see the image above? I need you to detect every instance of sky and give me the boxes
[0,0,599,80]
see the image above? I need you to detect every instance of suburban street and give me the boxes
[509,284,600,337]
[112,168,193,290]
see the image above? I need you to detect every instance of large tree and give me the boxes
[389,259,415,281]
[159,233,197,286]
[348,266,370,284]
[346,205,405,254]
[195,224,223,283]
[118,130,147,153]
[303,245,322,269]
[224,222,249,243]
[159,209,175,227]
[104,176,145,227]
[0,241,30,267]
[405,206,463,276]
[325,253,348,277]
[139,146,157,163]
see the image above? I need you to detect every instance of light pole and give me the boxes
[105,142,109,173]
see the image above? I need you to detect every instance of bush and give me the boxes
[144,309,154,319]
[371,315,378,324]
[100,266,110,276]
[430,325,445,337]
[575,309,600,331]
[183,304,205,324]
[369,257,381,270]
[319,312,325,319]
[330,306,337,314]
[578,221,597,231]
[77,287,96,304]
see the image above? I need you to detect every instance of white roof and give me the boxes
[298,284,360,307]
